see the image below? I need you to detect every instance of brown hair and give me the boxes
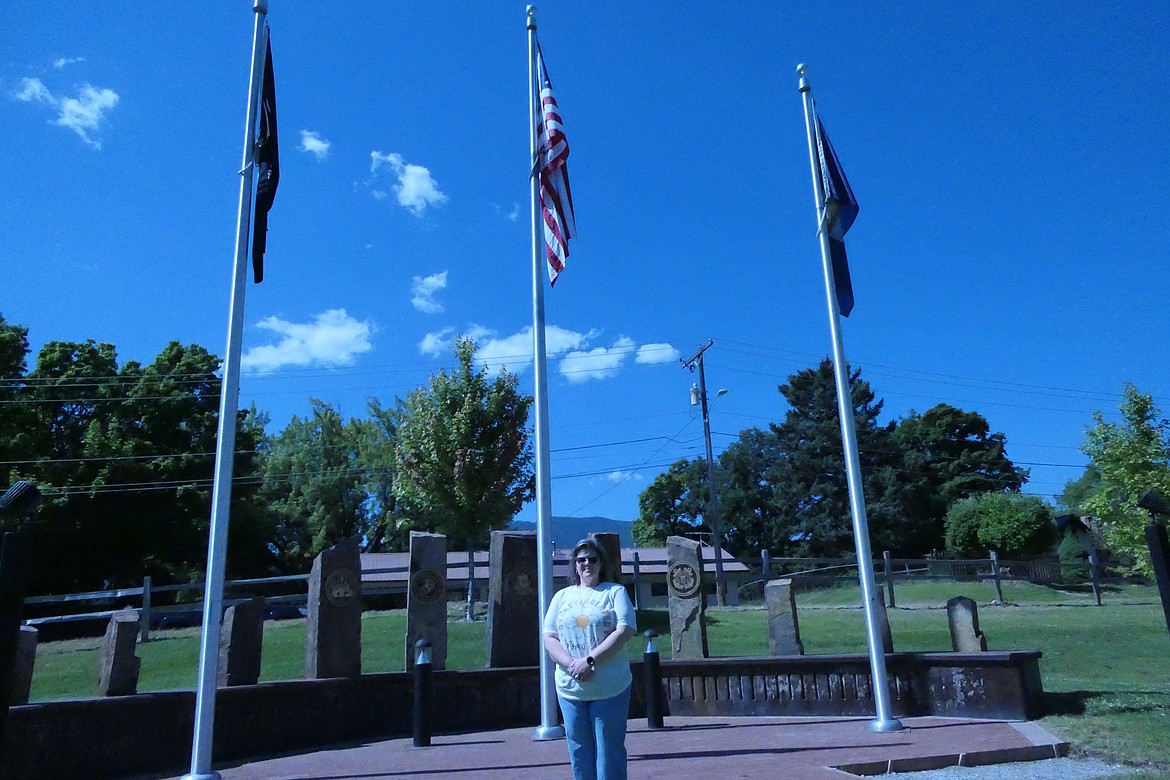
[569,536,612,585]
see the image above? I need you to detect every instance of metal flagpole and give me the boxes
[797,64,902,733]
[527,4,565,742]
[182,4,269,778]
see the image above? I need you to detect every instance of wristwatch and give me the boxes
[586,656,596,669]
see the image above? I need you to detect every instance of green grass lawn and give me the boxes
[29,582,1170,771]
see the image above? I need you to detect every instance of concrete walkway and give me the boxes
[181,715,1070,779]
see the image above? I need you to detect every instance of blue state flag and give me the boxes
[815,115,859,316]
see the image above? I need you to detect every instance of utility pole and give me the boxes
[682,340,727,607]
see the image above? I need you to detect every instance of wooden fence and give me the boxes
[22,550,1114,639]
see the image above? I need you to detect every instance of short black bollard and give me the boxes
[642,630,664,730]
[413,639,432,747]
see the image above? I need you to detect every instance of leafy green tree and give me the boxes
[635,458,708,546]
[0,316,35,482]
[262,399,372,568]
[1081,384,1170,576]
[3,334,271,592]
[944,492,1056,557]
[715,427,791,556]
[891,404,1028,554]
[392,338,534,549]
[356,399,399,551]
[1058,465,1103,514]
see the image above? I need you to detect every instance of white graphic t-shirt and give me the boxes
[542,581,636,701]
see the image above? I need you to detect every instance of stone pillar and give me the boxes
[593,532,623,584]
[98,608,141,696]
[765,579,804,656]
[218,596,265,687]
[667,535,708,658]
[10,626,37,705]
[406,531,448,670]
[873,585,894,653]
[306,536,362,679]
[947,596,989,652]
[486,531,539,668]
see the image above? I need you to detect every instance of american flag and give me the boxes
[534,42,576,286]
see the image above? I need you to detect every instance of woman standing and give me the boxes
[542,537,637,780]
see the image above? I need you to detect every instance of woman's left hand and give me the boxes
[567,656,594,680]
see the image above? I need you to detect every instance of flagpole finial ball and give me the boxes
[527,5,537,16]
[797,64,808,75]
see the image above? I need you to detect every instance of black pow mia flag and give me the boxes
[252,35,279,284]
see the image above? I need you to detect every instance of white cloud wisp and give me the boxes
[370,151,448,216]
[299,130,331,160]
[411,271,448,314]
[14,77,119,149]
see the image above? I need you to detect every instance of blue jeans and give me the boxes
[557,684,631,780]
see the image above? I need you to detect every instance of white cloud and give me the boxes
[411,271,448,314]
[370,151,447,216]
[418,326,651,384]
[560,336,636,383]
[53,57,85,69]
[299,130,330,160]
[476,325,598,376]
[635,343,680,365]
[421,324,594,375]
[13,77,119,149]
[419,327,456,357]
[242,309,374,372]
[472,328,535,374]
[606,470,643,483]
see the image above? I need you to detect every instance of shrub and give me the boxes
[944,492,1057,558]
[944,498,985,557]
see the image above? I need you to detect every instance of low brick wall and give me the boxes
[656,651,1044,721]
[2,651,1043,780]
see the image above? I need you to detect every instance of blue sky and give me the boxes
[3,1,1168,529]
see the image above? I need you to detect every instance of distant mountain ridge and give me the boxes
[507,516,634,549]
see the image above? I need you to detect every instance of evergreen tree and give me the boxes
[767,359,905,557]
[891,404,1028,555]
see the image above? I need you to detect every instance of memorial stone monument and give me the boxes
[218,596,265,686]
[406,531,448,670]
[947,595,989,652]
[666,535,708,658]
[765,578,804,655]
[98,608,141,696]
[306,535,362,679]
[874,585,894,653]
[486,530,539,667]
[10,625,36,705]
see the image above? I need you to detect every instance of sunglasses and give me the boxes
[575,555,599,565]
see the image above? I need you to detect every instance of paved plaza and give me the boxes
[173,715,1070,780]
